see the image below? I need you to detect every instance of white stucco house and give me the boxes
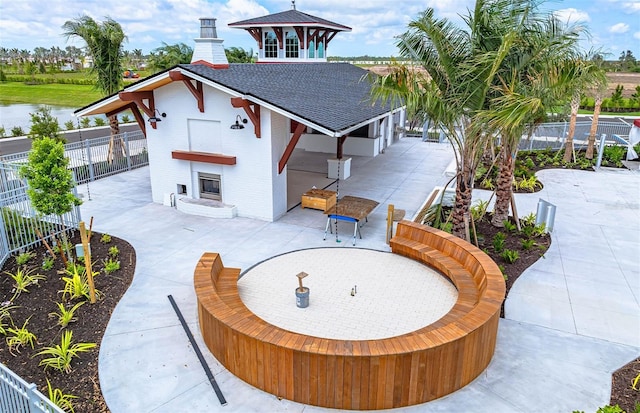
[74,7,405,222]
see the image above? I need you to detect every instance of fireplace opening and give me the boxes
[198,173,221,201]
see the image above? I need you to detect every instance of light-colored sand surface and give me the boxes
[238,248,458,340]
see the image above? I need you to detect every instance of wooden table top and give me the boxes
[324,196,379,221]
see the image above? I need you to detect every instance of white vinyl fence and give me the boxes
[0,363,64,413]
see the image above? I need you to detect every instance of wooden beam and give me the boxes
[230,97,261,138]
[172,150,236,165]
[169,71,204,112]
[118,91,157,129]
[106,102,146,136]
[337,135,348,159]
[278,122,306,174]
[307,29,319,48]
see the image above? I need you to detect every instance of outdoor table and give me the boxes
[323,196,379,245]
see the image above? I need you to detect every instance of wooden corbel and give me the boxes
[278,122,306,174]
[118,91,157,129]
[273,27,283,49]
[169,71,204,112]
[247,27,263,48]
[230,97,261,138]
[106,102,146,136]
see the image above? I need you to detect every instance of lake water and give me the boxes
[0,103,106,134]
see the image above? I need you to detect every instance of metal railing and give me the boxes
[520,121,631,151]
[0,363,64,413]
[0,130,147,267]
[0,130,148,184]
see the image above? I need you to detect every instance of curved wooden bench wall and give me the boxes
[195,223,505,410]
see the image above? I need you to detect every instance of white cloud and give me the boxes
[634,31,640,40]
[553,8,591,25]
[609,22,630,33]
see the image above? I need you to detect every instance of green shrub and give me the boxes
[493,232,506,253]
[501,249,520,264]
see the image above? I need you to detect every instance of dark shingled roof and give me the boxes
[228,9,351,31]
[179,63,393,133]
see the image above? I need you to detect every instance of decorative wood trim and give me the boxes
[190,59,230,69]
[278,122,306,174]
[307,29,319,48]
[230,97,261,138]
[273,27,284,49]
[325,30,339,45]
[169,71,204,112]
[106,102,146,136]
[119,91,157,129]
[171,150,236,165]
[294,26,305,49]
[247,27,263,48]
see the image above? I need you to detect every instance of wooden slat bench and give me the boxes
[195,223,505,410]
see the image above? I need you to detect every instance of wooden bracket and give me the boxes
[278,122,306,174]
[169,71,204,112]
[294,27,305,49]
[273,27,283,49]
[247,27,263,48]
[118,91,157,129]
[230,97,261,138]
[106,102,146,136]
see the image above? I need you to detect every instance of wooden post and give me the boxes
[386,204,394,244]
[35,228,56,259]
[296,271,308,291]
[79,221,97,304]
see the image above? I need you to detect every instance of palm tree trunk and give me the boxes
[452,163,473,239]
[491,145,514,227]
[108,114,123,163]
[563,95,580,163]
[585,94,602,159]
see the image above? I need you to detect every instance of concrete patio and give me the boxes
[77,137,639,412]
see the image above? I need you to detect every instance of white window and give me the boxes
[265,32,277,58]
[285,32,299,58]
[199,173,221,200]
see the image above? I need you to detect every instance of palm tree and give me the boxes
[147,42,193,73]
[479,11,583,227]
[63,15,127,161]
[371,0,532,239]
[585,60,608,159]
[562,56,605,163]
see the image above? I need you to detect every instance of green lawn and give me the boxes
[0,82,103,107]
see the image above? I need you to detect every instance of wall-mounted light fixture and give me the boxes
[230,115,247,130]
[149,109,167,124]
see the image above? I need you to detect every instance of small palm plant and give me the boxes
[6,318,37,355]
[49,302,85,328]
[0,303,18,335]
[4,266,46,300]
[60,263,100,301]
[36,330,96,373]
[46,379,77,413]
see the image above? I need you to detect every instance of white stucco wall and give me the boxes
[146,81,282,221]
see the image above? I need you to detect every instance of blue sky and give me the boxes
[1,0,638,59]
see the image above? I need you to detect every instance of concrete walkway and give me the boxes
[78,138,639,413]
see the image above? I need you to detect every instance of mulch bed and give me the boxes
[0,232,134,412]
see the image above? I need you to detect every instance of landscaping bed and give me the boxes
[0,231,134,412]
